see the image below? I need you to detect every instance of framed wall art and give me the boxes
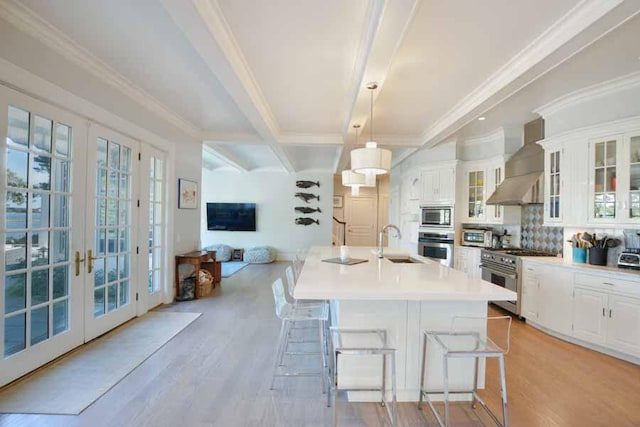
[178,178,198,209]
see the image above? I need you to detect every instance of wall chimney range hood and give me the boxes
[486,118,545,206]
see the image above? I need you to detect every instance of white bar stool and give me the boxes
[270,278,329,392]
[329,327,397,426]
[418,316,512,427]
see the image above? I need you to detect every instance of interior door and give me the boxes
[345,195,377,246]
[0,87,85,385]
[83,125,138,341]
[137,145,166,314]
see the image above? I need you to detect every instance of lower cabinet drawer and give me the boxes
[574,272,640,297]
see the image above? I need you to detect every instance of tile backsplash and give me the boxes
[521,205,564,254]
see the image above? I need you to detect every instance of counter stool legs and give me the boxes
[329,328,397,426]
[418,326,511,427]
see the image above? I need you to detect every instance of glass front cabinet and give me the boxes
[543,143,563,224]
[588,132,640,224]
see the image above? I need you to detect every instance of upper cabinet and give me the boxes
[540,119,640,226]
[629,135,640,220]
[460,158,520,224]
[588,131,640,225]
[420,166,455,205]
[543,142,564,224]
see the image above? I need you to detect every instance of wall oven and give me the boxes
[418,231,455,268]
[420,206,453,229]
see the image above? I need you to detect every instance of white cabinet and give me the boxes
[540,123,640,226]
[607,294,640,355]
[521,261,574,335]
[573,272,640,357]
[572,287,608,345]
[420,166,455,205]
[454,247,481,280]
[521,267,540,321]
[542,142,564,224]
[460,159,520,224]
[587,132,640,224]
[573,287,640,356]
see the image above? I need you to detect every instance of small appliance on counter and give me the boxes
[461,228,492,248]
[618,249,640,270]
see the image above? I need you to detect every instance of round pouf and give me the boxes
[244,246,277,264]
[203,244,232,262]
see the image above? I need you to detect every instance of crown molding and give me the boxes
[533,71,640,118]
[419,0,624,147]
[0,0,203,139]
[539,115,640,146]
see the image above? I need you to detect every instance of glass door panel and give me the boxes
[84,125,137,342]
[630,136,640,219]
[593,140,616,219]
[0,88,85,386]
[138,145,165,314]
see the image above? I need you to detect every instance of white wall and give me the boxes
[173,143,203,254]
[200,170,333,259]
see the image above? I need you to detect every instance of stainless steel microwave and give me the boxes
[420,206,453,229]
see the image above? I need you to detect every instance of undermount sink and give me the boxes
[384,256,423,264]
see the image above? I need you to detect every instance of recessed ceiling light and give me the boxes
[478,116,486,121]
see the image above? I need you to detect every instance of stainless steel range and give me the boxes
[480,248,555,315]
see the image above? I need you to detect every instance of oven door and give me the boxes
[418,241,453,267]
[481,264,518,314]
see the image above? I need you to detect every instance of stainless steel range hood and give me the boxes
[486,118,545,205]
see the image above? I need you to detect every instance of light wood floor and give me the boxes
[1,262,639,426]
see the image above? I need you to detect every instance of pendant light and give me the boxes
[350,82,392,175]
[341,125,374,196]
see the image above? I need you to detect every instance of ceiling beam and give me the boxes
[162,0,295,172]
[203,143,250,172]
[418,0,630,149]
[336,0,421,172]
[0,0,203,139]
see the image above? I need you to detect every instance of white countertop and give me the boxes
[294,246,517,301]
[521,256,640,278]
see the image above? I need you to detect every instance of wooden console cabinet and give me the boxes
[175,250,221,300]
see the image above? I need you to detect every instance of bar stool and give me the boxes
[270,278,329,392]
[418,316,512,427]
[285,265,325,307]
[329,327,397,426]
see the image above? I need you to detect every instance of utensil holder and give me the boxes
[572,248,587,264]
[588,247,608,266]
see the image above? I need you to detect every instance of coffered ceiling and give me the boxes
[1,0,639,172]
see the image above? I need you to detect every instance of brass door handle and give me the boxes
[75,251,85,276]
[87,249,99,274]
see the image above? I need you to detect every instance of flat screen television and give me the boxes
[206,202,256,231]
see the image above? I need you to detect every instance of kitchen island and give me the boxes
[294,246,517,402]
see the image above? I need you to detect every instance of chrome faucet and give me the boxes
[378,224,402,258]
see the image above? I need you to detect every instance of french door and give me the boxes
[83,125,138,341]
[0,87,86,384]
[137,145,166,314]
[0,87,159,385]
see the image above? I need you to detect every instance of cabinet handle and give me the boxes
[602,282,615,286]
[609,309,612,318]
[602,307,605,317]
